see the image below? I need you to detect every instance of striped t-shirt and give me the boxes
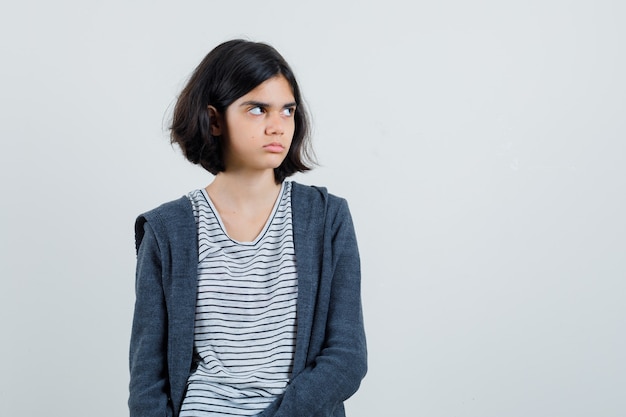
[179,181,298,417]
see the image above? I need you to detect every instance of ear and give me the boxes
[207,105,222,136]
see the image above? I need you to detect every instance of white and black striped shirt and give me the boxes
[180,181,298,417]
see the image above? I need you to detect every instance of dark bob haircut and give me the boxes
[170,39,315,183]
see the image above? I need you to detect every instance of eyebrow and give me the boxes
[239,100,297,109]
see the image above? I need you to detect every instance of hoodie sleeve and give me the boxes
[129,219,173,417]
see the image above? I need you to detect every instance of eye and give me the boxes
[249,106,264,115]
[282,107,296,117]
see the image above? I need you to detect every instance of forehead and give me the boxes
[236,75,295,103]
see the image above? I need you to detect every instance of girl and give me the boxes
[129,39,367,417]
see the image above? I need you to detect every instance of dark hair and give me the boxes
[170,39,315,183]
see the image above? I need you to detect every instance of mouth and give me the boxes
[263,143,285,153]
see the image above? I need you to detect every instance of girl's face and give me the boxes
[215,75,296,175]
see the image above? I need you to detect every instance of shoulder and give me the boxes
[134,195,195,253]
[291,181,349,213]
[139,196,193,224]
[290,181,352,231]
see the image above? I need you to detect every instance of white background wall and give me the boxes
[1,1,624,416]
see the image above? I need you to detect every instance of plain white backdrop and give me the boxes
[1,1,625,416]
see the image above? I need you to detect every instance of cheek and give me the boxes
[287,120,296,135]
[228,122,254,141]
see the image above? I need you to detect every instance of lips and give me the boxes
[263,143,285,153]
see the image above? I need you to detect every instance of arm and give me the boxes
[129,221,173,417]
[260,200,368,416]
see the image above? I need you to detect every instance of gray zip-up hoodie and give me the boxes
[129,182,367,417]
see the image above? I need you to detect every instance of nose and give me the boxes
[265,112,284,136]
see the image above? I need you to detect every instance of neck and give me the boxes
[206,170,281,207]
